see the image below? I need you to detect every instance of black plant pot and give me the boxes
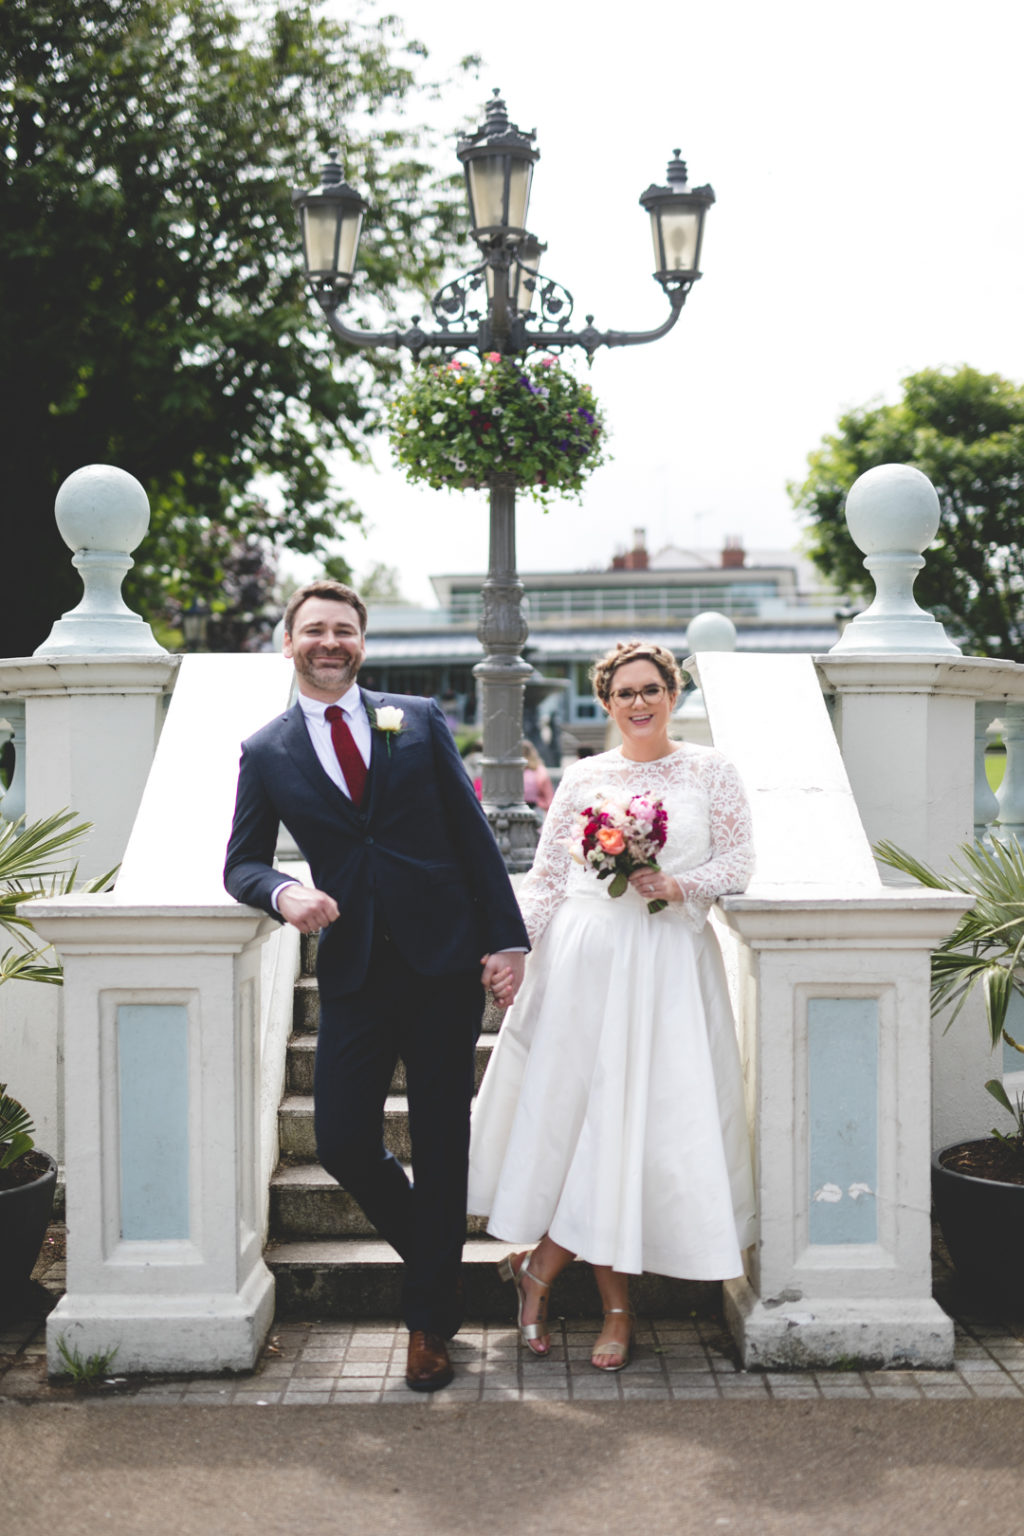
[0,1151,57,1301]
[932,1142,1024,1306]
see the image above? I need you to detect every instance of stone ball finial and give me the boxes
[829,461,959,656]
[34,463,165,657]
[844,463,941,557]
[685,611,737,653]
[54,464,151,555]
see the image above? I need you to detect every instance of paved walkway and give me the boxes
[1,1226,1022,1406]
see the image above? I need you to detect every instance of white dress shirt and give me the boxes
[297,682,371,798]
[271,683,370,911]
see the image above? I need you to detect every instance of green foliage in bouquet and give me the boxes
[387,353,608,506]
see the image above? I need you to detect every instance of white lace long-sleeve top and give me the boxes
[518,743,754,946]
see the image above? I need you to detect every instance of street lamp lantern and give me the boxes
[639,151,716,293]
[456,90,540,245]
[289,92,714,868]
[291,153,369,299]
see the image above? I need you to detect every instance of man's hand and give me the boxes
[278,883,339,934]
[480,950,526,1008]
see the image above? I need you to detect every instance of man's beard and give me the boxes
[294,649,361,694]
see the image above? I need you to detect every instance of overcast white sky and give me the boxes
[315,0,1024,605]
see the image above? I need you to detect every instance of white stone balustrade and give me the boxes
[27,651,297,1374]
[813,464,1024,1148]
[0,701,26,825]
[694,650,968,1369]
[0,468,180,1161]
[994,704,1024,844]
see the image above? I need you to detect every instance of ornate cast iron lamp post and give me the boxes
[291,91,714,870]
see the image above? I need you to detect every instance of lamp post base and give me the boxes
[481,802,539,874]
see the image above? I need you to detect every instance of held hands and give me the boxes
[481,950,526,1008]
[628,868,685,904]
[278,883,340,934]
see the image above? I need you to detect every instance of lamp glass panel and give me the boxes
[467,155,509,229]
[506,161,533,231]
[653,207,700,273]
[336,209,364,278]
[304,204,342,274]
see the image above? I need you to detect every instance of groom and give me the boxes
[224,580,528,1391]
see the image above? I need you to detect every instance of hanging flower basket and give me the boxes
[386,352,608,506]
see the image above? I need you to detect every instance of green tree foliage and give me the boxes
[791,366,1024,660]
[0,0,471,653]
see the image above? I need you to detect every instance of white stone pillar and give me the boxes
[720,891,969,1370]
[26,897,278,1375]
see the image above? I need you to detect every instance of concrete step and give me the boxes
[292,976,320,1034]
[291,976,508,1038]
[284,1033,496,1096]
[267,1237,723,1321]
[279,1094,413,1162]
[269,1160,491,1240]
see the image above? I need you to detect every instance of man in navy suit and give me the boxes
[224,581,528,1391]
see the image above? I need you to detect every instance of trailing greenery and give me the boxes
[875,835,1024,1053]
[387,353,607,505]
[0,809,115,985]
[791,367,1024,660]
[0,0,473,652]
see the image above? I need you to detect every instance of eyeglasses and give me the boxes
[610,683,668,706]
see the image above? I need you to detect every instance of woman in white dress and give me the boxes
[468,640,755,1371]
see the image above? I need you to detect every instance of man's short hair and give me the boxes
[284,580,368,637]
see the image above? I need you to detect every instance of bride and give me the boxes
[468,639,756,1372]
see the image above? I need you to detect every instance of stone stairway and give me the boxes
[265,936,718,1320]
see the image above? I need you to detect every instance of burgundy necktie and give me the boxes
[324,705,367,808]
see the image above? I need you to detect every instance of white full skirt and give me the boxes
[467,888,756,1280]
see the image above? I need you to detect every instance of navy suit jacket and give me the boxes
[223,689,529,997]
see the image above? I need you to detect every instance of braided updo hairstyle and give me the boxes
[590,639,685,706]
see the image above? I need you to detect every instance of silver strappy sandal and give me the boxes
[498,1251,551,1357]
[591,1307,633,1372]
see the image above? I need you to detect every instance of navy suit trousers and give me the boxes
[313,927,484,1335]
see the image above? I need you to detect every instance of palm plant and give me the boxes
[875,836,1024,1055]
[0,1083,35,1169]
[876,836,1024,1143]
[0,809,114,985]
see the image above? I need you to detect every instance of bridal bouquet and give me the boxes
[576,793,669,913]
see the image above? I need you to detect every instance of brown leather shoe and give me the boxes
[405,1330,454,1393]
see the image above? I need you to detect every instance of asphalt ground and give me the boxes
[2,1398,1023,1535]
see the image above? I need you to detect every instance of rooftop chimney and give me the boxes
[721,536,745,570]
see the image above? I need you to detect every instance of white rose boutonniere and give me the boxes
[371,705,405,756]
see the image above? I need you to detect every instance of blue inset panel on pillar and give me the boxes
[118,1003,190,1240]
[808,998,878,1245]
